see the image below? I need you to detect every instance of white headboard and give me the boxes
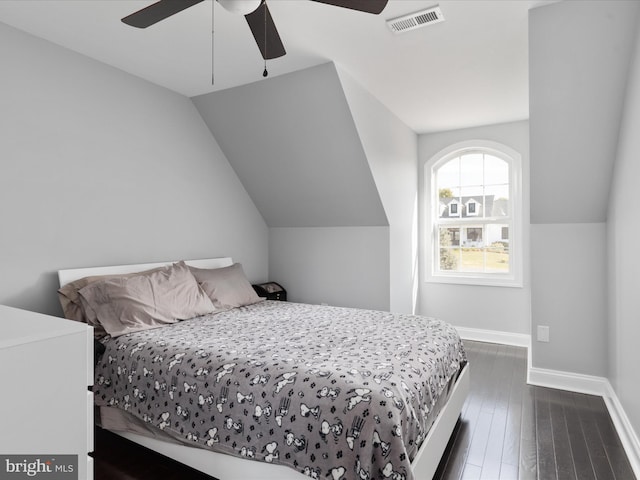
[58,257,233,287]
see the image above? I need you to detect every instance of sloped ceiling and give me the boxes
[0,1,551,133]
[529,0,640,224]
[192,62,388,228]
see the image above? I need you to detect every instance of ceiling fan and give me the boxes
[122,0,389,61]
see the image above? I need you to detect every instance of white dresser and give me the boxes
[0,304,93,480]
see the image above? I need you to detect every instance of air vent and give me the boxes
[386,5,444,34]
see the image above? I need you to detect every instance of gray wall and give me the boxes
[528,1,640,376]
[269,227,389,310]
[336,67,418,313]
[0,22,268,317]
[607,12,640,445]
[418,120,531,335]
[529,0,638,224]
[194,62,418,311]
[192,63,388,228]
[530,223,607,375]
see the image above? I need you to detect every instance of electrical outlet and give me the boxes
[537,325,550,342]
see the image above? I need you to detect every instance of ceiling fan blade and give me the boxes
[309,0,388,15]
[122,0,205,28]
[245,1,286,60]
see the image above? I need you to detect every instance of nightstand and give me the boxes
[252,282,287,301]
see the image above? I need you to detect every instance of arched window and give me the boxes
[425,141,522,287]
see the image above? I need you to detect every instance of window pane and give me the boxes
[460,153,483,186]
[457,246,510,273]
[459,186,483,197]
[439,227,459,271]
[487,225,509,272]
[439,227,460,247]
[485,245,509,272]
[438,186,461,200]
[460,247,483,271]
[437,158,459,191]
[447,227,460,246]
[439,248,459,271]
[485,185,509,218]
[484,154,509,185]
[464,227,483,245]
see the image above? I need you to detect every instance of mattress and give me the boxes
[94,301,467,480]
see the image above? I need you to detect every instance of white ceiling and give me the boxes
[0,0,556,133]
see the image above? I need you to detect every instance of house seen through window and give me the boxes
[427,142,522,286]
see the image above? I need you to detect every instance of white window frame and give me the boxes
[424,140,523,287]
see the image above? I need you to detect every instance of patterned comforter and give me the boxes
[94,301,467,480]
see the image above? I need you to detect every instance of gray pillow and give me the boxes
[189,263,263,309]
[78,262,216,337]
[58,266,164,338]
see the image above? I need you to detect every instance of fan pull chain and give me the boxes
[211,0,215,85]
[263,0,268,77]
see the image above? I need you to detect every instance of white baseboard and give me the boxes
[527,366,609,396]
[455,326,640,477]
[454,325,531,348]
[603,382,640,478]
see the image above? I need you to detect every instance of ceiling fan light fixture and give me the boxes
[217,0,262,16]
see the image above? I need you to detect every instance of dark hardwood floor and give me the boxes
[434,341,635,480]
[93,340,635,480]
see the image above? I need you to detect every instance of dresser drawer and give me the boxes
[0,306,93,459]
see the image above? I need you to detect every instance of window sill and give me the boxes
[426,274,523,288]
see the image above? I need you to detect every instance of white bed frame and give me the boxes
[59,257,470,480]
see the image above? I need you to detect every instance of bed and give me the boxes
[58,257,469,480]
